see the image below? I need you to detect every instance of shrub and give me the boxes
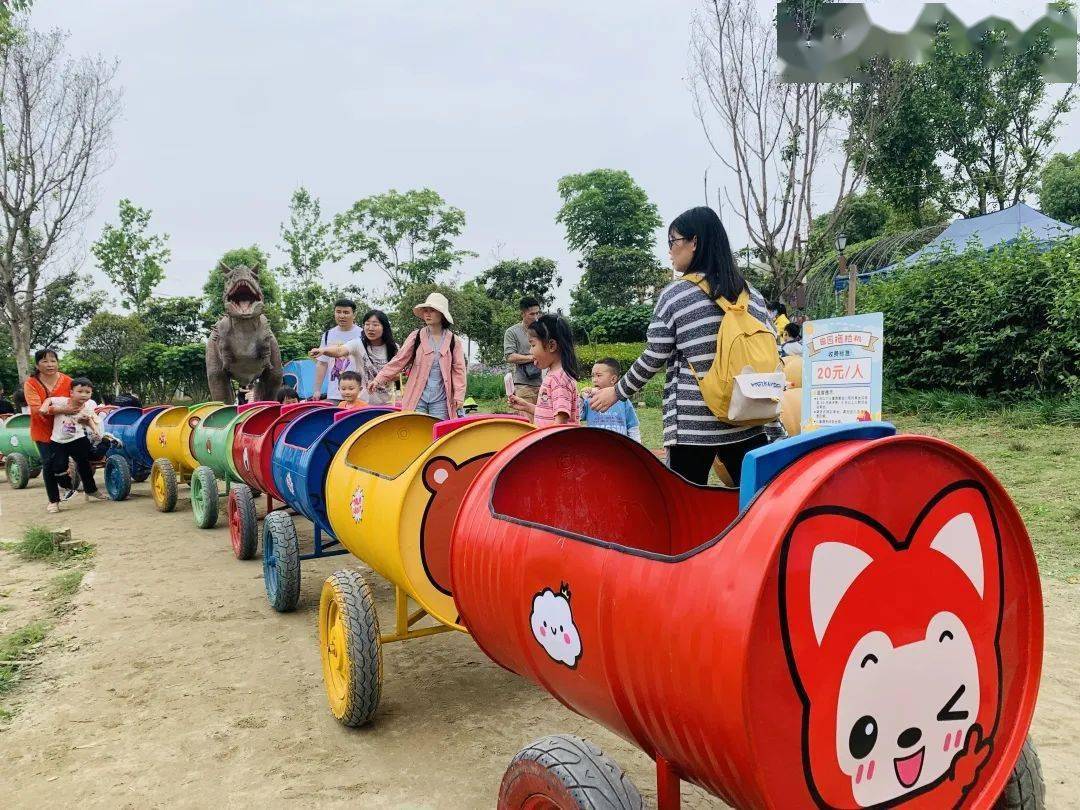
[467,373,506,400]
[574,305,652,343]
[576,342,646,371]
[856,234,1080,396]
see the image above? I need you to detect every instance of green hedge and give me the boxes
[576,341,646,370]
[856,234,1080,396]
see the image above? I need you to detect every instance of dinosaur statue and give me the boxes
[206,263,283,403]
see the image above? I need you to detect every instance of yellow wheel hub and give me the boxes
[319,582,350,718]
[152,466,166,506]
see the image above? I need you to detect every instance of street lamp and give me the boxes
[836,231,856,315]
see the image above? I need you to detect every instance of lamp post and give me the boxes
[836,231,854,315]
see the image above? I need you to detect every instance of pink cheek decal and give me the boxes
[944,734,951,752]
[954,729,963,750]
[867,760,875,780]
[538,626,546,637]
[563,632,572,644]
[856,764,864,784]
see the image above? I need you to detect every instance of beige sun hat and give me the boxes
[413,291,454,325]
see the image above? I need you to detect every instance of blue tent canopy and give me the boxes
[835,203,1080,291]
[282,359,328,399]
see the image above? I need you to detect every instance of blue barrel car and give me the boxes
[263,406,395,612]
[100,406,167,500]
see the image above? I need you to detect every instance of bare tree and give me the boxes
[0,25,120,379]
[690,0,873,300]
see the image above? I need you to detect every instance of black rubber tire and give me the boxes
[132,467,150,483]
[263,510,301,612]
[104,455,132,501]
[229,484,259,560]
[191,465,219,529]
[29,465,41,479]
[498,734,644,810]
[319,569,383,727]
[151,458,178,513]
[6,453,30,490]
[994,737,1045,810]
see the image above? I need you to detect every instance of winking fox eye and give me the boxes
[937,684,969,722]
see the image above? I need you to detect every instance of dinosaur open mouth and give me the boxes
[226,281,262,315]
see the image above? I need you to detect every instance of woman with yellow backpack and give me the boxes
[586,206,781,486]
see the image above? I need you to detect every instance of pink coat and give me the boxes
[372,328,467,411]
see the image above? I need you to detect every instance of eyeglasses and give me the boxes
[668,236,689,249]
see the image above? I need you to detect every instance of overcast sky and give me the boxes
[31,1,1079,310]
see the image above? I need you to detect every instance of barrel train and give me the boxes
[0,403,1045,809]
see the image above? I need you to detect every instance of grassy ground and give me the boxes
[477,399,1078,581]
[0,526,94,722]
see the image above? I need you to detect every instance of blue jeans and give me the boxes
[416,399,449,420]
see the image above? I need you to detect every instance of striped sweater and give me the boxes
[615,278,775,447]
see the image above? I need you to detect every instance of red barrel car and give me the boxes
[450,423,1043,809]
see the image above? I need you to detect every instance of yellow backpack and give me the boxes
[683,274,783,426]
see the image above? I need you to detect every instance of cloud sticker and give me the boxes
[530,584,582,668]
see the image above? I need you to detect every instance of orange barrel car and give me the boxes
[450,423,1044,810]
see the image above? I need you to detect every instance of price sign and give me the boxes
[801,313,883,431]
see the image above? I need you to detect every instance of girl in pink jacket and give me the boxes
[369,293,466,418]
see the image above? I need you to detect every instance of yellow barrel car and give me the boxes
[145,402,225,512]
[320,412,532,726]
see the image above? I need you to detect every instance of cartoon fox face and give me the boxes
[780,483,1003,808]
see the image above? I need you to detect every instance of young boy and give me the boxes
[42,377,106,502]
[580,358,641,443]
[275,386,300,405]
[336,371,365,410]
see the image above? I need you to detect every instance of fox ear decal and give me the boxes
[809,542,873,645]
[930,513,984,597]
[911,484,1001,608]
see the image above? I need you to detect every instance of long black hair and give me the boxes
[360,309,398,361]
[528,313,580,381]
[669,206,747,302]
[31,348,59,379]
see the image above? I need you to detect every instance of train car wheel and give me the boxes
[229,485,259,560]
[6,453,30,490]
[150,458,178,512]
[498,734,644,810]
[104,455,132,501]
[191,466,219,529]
[318,569,382,727]
[262,511,300,612]
[994,737,1045,809]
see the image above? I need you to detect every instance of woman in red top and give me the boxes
[22,348,78,512]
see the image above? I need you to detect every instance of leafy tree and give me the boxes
[334,188,475,299]
[202,246,282,330]
[31,271,108,350]
[577,246,668,308]
[1040,151,1080,226]
[0,26,120,380]
[849,23,1075,220]
[806,190,894,266]
[0,1,32,48]
[76,312,148,393]
[478,257,561,309]
[556,169,661,254]
[275,186,341,329]
[143,296,204,345]
[90,198,171,314]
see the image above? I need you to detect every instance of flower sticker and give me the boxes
[242,446,250,470]
[9,436,17,448]
[350,487,364,523]
[157,431,167,447]
[285,471,295,495]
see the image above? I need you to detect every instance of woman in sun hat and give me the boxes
[368,291,466,419]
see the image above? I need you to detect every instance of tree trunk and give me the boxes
[10,320,29,381]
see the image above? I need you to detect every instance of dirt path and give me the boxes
[0,480,1077,808]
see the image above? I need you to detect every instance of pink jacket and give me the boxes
[372,328,467,412]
